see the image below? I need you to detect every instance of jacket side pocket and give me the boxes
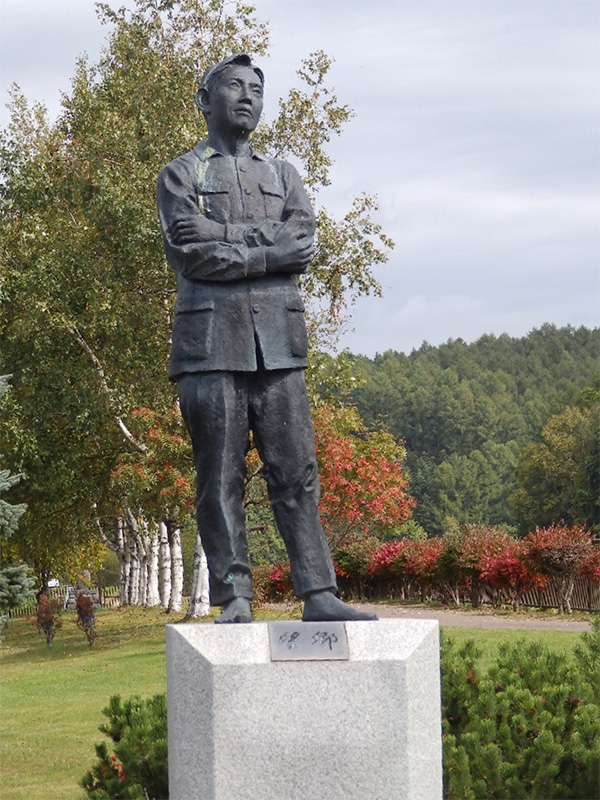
[285,300,308,358]
[171,300,215,361]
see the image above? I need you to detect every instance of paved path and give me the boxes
[353,603,593,631]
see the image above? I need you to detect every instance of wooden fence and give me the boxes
[8,576,600,617]
[337,574,600,612]
[8,585,120,618]
[520,575,600,612]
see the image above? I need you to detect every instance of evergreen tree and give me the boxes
[80,694,167,800]
[0,564,35,617]
[0,377,34,625]
[0,377,27,541]
[350,327,600,534]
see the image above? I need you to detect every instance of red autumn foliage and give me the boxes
[313,405,415,548]
[267,562,293,598]
[579,546,600,583]
[111,406,195,518]
[525,522,596,579]
[110,754,127,782]
[367,540,407,579]
[404,538,444,584]
[264,525,598,610]
[333,560,350,579]
[455,524,514,576]
[33,593,61,647]
[523,522,598,613]
[76,593,97,646]
[479,541,548,609]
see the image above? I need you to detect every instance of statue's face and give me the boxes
[206,64,264,136]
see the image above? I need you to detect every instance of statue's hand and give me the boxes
[170,216,225,246]
[265,220,314,272]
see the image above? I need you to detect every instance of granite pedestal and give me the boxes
[166,618,442,800]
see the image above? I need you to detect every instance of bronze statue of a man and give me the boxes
[157,54,375,623]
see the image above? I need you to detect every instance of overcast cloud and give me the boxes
[1,0,598,356]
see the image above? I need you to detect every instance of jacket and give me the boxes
[157,141,315,379]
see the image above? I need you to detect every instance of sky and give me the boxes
[1,0,598,357]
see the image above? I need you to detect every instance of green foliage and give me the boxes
[394,519,428,542]
[0,564,35,613]
[512,394,600,532]
[333,534,380,598]
[441,618,600,799]
[440,637,482,740]
[80,694,168,800]
[350,326,600,534]
[246,515,287,566]
[305,349,365,408]
[0,378,27,540]
[573,617,600,708]
[0,469,27,540]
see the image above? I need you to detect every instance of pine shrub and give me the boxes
[80,694,168,800]
[442,617,600,799]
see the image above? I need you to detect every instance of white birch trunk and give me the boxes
[128,535,140,606]
[115,518,129,607]
[146,523,161,607]
[136,532,148,605]
[125,509,147,607]
[168,523,184,613]
[159,521,171,609]
[186,532,210,618]
[122,527,133,606]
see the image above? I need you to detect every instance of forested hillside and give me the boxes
[348,324,600,535]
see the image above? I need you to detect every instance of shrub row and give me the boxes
[262,522,600,613]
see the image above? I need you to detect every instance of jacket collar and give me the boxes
[193,140,267,162]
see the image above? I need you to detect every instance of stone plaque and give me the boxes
[268,621,349,661]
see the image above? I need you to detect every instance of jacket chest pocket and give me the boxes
[259,181,285,221]
[172,300,215,361]
[198,184,230,223]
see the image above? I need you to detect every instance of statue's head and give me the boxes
[195,54,264,135]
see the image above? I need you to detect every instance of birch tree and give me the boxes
[103,407,196,609]
[0,0,392,585]
[186,532,210,618]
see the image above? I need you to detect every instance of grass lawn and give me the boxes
[0,605,590,800]
[440,626,582,673]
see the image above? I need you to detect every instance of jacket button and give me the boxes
[252,304,260,313]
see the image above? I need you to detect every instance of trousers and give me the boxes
[177,369,337,605]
